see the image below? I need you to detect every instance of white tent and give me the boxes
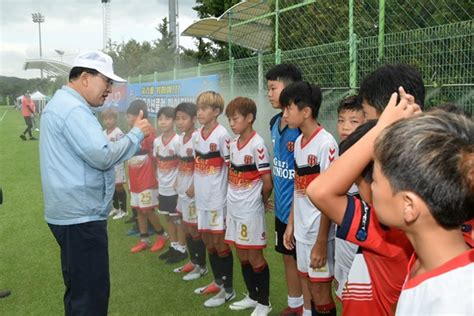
[30,91,48,113]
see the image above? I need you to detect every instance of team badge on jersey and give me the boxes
[244,155,253,164]
[169,149,175,155]
[186,148,193,157]
[307,154,317,167]
[210,143,217,152]
[287,141,295,152]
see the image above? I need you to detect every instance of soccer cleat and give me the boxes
[203,288,235,308]
[0,289,11,299]
[112,210,127,220]
[150,234,168,252]
[158,247,174,260]
[173,261,195,273]
[29,136,38,140]
[183,266,208,281]
[278,305,303,316]
[251,303,272,316]
[194,282,222,295]
[166,250,188,264]
[229,294,258,311]
[130,241,149,253]
[20,135,27,141]
[109,208,120,217]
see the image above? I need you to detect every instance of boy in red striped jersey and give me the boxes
[224,97,273,316]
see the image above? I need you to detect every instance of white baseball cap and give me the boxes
[73,51,126,83]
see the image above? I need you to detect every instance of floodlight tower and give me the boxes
[102,0,111,49]
[32,12,45,79]
[169,0,179,67]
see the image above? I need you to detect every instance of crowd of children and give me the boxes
[101,63,473,316]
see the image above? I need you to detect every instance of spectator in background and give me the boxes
[19,92,36,141]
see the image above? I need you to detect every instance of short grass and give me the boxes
[0,106,295,315]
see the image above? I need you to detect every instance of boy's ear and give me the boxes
[402,191,421,224]
[246,113,254,124]
[303,106,312,119]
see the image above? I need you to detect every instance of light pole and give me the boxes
[32,12,45,79]
[55,49,65,62]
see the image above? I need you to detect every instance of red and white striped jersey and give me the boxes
[194,124,230,210]
[227,131,271,221]
[293,127,337,245]
[128,128,157,193]
[153,133,179,196]
[176,131,196,198]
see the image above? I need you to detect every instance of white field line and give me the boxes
[0,110,7,122]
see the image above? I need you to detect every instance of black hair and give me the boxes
[126,99,148,119]
[265,63,302,86]
[69,67,99,81]
[375,112,474,228]
[279,81,322,119]
[337,95,363,114]
[431,103,472,119]
[157,106,175,119]
[175,102,197,118]
[359,63,425,113]
[339,120,378,182]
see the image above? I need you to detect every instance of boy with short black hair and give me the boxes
[101,108,127,220]
[307,89,418,315]
[281,81,338,316]
[173,102,208,280]
[154,106,188,264]
[358,63,425,120]
[193,91,235,308]
[336,95,364,142]
[373,111,473,315]
[126,100,168,254]
[224,97,273,315]
[266,63,305,315]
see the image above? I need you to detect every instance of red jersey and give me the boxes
[127,128,157,193]
[336,195,414,316]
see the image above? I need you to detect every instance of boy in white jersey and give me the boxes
[173,102,208,281]
[101,108,127,219]
[281,82,338,316]
[193,91,235,307]
[153,106,188,264]
[224,97,273,316]
[370,110,473,315]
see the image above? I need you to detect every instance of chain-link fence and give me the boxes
[129,0,473,138]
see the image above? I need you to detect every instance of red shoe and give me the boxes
[193,282,222,295]
[150,234,168,252]
[279,305,303,316]
[131,241,149,253]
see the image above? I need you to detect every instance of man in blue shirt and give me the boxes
[266,64,306,315]
[40,51,152,316]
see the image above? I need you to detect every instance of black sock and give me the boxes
[112,191,119,210]
[241,261,258,301]
[208,249,222,285]
[254,262,270,306]
[194,238,207,267]
[185,235,196,264]
[118,190,127,211]
[218,249,233,292]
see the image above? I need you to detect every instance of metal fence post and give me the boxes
[349,0,357,91]
[197,63,201,77]
[378,0,386,62]
[274,0,280,64]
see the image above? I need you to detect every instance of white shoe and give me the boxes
[229,293,258,310]
[204,288,235,308]
[251,303,272,316]
[35,128,40,132]
[112,210,127,220]
[108,208,119,217]
[183,266,208,281]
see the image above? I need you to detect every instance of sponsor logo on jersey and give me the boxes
[186,148,193,156]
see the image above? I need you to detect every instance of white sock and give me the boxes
[171,242,178,249]
[288,295,304,308]
[303,308,312,316]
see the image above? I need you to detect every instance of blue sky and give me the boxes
[0,0,199,78]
